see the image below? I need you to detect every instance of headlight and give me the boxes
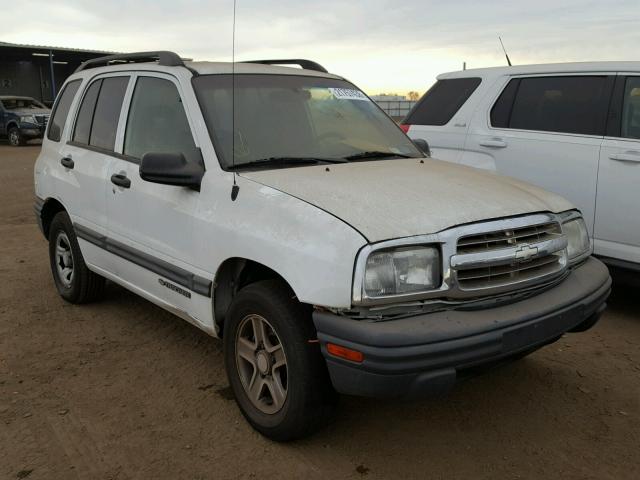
[20,115,37,124]
[360,245,440,300]
[561,213,591,263]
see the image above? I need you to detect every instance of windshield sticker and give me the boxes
[328,88,369,101]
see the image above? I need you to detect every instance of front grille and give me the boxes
[454,221,566,293]
[35,115,49,126]
[457,222,561,254]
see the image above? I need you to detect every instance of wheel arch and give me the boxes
[40,197,68,239]
[213,257,300,337]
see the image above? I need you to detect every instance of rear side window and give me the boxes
[47,80,81,142]
[73,80,101,144]
[124,77,199,164]
[491,76,612,136]
[621,77,640,140]
[404,78,481,126]
[73,76,128,150]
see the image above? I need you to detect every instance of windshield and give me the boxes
[192,74,421,169]
[2,98,46,110]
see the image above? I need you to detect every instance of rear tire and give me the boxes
[48,211,105,303]
[8,127,25,146]
[223,279,336,441]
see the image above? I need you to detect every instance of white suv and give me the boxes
[403,62,640,272]
[35,52,610,441]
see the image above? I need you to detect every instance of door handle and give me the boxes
[60,157,74,169]
[111,173,131,189]
[609,151,640,163]
[479,139,508,148]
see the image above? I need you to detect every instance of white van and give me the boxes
[403,63,640,271]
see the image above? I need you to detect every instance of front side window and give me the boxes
[621,77,640,140]
[403,78,481,126]
[124,76,199,164]
[193,74,421,169]
[48,80,81,142]
[492,76,611,136]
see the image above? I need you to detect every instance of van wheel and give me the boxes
[224,279,337,441]
[8,127,25,146]
[48,212,105,303]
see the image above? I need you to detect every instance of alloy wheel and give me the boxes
[235,314,288,414]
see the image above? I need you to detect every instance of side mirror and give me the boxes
[412,138,431,157]
[139,152,204,190]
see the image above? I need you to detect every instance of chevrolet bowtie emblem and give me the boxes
[515,244,538,261]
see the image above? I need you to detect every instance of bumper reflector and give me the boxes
[327,343,364,363]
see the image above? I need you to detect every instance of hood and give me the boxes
[241,158,574,243]
[12,108,50,116]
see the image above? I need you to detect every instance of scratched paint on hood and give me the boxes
[241,158,574,243]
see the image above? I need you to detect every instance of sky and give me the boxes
[3,0,639,95]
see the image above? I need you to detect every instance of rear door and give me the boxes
[0,101,6,136]
[463,74,615,237]
[404,77,482,162]
[56,74,130,270]
[594,74,640,265]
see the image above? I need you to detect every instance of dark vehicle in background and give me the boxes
[0,96,51,146]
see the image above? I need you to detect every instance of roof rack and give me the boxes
[74,51,184,73]
[244,59,328,73]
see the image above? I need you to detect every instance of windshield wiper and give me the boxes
[228,156,347,170]
[343,151,413,161]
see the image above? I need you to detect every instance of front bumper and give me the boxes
[313,257,611,399]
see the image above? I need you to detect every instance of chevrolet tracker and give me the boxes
[34,51,611,441]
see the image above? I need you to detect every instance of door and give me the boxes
[594,74,640,264]
[57,75,130,269]
[106,73,206,318]
[463,74,615,237]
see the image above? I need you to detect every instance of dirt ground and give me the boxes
[0,143,638,480]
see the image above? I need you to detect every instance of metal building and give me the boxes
[0,41,113,106]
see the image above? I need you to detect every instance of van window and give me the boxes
[492,76,611,136]
[621,77,640,140]
[89,77,129,150]
[124,77,199,164]
[47,80,81,142]
[73,80,101,145]
[403,78,481,126]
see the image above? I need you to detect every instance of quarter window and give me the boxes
[491,76,612,136]
[47,80,81,142]
[621,77,640,140]
[403,78,481,126]
[124,77,199,164]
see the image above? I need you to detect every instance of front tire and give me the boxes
[224,280,336,441]
[48,212,105,303]
[8,127,25,146]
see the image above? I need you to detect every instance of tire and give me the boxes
[8,127,25,146]
[48,211,105,303]
[224,279,337,441]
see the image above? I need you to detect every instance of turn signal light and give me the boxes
[327,343,364,363]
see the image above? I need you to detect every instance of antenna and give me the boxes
[499,36,512,66]
[230,0,239,201]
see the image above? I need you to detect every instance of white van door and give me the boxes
[463,74,615,237]
[594,74,640,266]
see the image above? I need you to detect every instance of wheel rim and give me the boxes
[235,314,288,415]
[55,232,74,288]
[9,130,19,145]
